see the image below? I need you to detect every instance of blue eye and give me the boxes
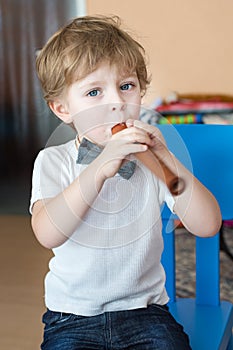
[87,89,100,97]
[121,83,133,91]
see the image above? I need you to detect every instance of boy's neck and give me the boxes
[75,135,103,150]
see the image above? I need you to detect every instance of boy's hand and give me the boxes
[94,122,155,180]
[127,119,170,163]
[127,120,186,195]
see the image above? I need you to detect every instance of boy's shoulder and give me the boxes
[36,139,77,163]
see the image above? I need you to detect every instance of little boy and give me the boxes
[30,15,221,349]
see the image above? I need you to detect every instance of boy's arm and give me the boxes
[164,152,221,237]
[31,158,106,249]
[132,120,222,237]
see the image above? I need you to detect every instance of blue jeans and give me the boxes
[41,304,191,349]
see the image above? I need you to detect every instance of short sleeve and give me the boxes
[29,142,75,214]
[157,178,175,213]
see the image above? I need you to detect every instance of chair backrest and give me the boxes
[158,124,233,305]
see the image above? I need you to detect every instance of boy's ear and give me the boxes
[49,100,73,124]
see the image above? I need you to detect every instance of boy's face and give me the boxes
[52,61,142,145]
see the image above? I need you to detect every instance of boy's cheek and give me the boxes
[72,105,110,139]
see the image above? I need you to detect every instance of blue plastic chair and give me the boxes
[158,124,233,350]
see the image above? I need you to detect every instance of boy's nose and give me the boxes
[108,90,126,112]
[110,98,126,112]
[111,103,126,111]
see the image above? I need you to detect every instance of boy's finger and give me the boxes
[133,119,154,132]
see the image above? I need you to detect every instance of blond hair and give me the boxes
[36,15,150,103]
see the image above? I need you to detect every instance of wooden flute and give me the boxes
[111,123,185,196]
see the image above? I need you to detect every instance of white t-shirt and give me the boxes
[30,139,175,316]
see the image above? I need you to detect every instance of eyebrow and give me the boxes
[77,81,104,91]
[119,72,138,80]
[78,75,138,90]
